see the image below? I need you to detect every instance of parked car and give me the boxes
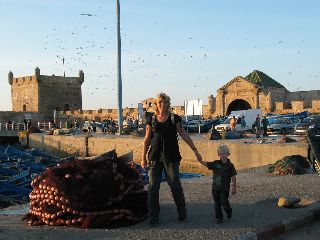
[182,119,220,133]
[294,117,320,134]
[267,117,295,135]
[309,123,320,135]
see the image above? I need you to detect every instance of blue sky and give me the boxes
[0,0,319,111]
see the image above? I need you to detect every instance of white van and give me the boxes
[215,109,262,132]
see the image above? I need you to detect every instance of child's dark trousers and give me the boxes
[212,189,232,220]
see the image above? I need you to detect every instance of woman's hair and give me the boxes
[217,145,230,154]
[155,92,171,115]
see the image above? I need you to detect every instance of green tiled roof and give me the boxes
[245,70,285,88]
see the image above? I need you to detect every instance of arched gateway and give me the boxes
[226,99,251,115]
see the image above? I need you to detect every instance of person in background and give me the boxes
[197,145,237,224]
[23,119,28,130]
[141,92,202,227]
[92,120,97,134]
[74,119,80,135]
[27,119,32,130]
[255,114,261,138]
[240,115,246,135]
[230,116,237,131]
[102,119,108,133]
[261,115,269,138]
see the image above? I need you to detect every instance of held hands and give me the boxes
[141,159,147,169]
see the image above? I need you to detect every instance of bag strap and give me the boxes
[151,113,178,139]
[171,112,175,126]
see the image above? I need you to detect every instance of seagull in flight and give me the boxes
[80,13,93,16]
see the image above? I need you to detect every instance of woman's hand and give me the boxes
[141,159,147,169]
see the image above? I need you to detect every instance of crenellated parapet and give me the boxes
[10,75,38,85]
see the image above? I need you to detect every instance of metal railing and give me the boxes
[0,123,27,131]
[0,122,70,131]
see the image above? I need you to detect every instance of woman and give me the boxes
[240,115,246,134]
[141,92,202,227]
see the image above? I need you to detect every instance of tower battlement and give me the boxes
[9,75,38,85]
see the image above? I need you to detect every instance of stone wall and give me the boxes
[27,134,308,175]
[10,75,39,112]
[288,90,320,101]
[273,99,320,115]
[56,106,186,123]
[0,111,51,124]
[38,76,83,113]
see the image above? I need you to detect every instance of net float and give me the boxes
[75,175,83,180]
[65,220,71,225]
[65,174,72,178]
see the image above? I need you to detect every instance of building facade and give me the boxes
[8,67,84,114]
[208,70,320,117]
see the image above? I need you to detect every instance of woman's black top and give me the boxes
[146,113,182,162]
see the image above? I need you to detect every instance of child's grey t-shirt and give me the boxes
[207,159,237,191]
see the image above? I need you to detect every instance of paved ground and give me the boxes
[275,220,320,240]
[0,165,319,240]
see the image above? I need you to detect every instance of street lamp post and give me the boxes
[116,0,123,134]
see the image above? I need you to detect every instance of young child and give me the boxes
[198,145,237,224]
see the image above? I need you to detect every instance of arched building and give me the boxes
[205,70,320,117]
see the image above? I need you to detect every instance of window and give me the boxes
[283,102,292,109]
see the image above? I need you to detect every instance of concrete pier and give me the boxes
[25,134,308,174]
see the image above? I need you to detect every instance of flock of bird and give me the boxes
[40,11,215,101]
[33,5,316,106]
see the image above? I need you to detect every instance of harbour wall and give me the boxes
[27,134,308,175]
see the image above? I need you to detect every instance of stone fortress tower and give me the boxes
[8,67,84,114]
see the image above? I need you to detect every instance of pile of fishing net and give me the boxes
[268,155,311,175]
[23,151,147,228]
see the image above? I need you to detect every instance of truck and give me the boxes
[215,109,262,132]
